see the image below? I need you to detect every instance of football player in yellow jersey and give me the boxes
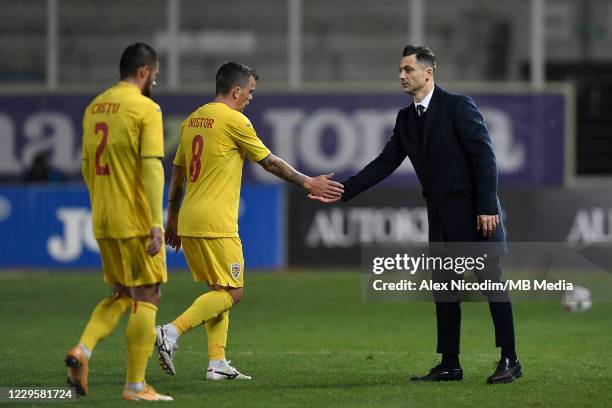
[64,43,172,401]
[155,62,343,380]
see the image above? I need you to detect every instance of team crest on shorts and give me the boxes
[230,263,242,279]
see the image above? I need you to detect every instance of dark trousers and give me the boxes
[433,257,516,354]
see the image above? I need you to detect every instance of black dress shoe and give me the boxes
[410,363,463,382]
[487,358,522,384]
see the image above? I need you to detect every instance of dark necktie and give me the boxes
[417,104,426,117]
[416,105,426,144]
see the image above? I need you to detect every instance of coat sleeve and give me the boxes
[454,96,498,215]
[342,111,408,202]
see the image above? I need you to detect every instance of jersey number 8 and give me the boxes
[189,135,204,182]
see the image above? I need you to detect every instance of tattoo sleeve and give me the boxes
[258,154,306,187]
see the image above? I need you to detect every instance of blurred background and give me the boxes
[1,0,612,270]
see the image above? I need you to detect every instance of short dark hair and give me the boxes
[119,43,158,79]
[215,62,259,95]
[402,45,436,70]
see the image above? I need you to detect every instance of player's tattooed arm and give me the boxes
[258,153,307,186]
[258,154,344,199]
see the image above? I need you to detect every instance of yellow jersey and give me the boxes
[174,102,271,237]
[82,81,164,239]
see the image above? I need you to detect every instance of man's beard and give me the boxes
[143,76,155,99]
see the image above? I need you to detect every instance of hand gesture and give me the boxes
[165,215,182,252]
[147,226,164,256]
[304,173,344,203]
[307,193,341,203]
[476,214,500,238]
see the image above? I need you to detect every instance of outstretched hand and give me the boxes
[304,173,344,202]
[307,193,341,203]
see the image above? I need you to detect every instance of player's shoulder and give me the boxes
[84,93,108,121]
[133,92,161,114]
[182,103,209,127]
[109,82,160,113]
[228,109,253,130]
[184,102,253,131]
[84,86,112,112]
[202,103,253,131]
[207,102,246,121]
[179,102,214,131]
[190,102,213,117]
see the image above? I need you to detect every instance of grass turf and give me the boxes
[0,270,610,407]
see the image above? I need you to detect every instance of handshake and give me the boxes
[303,173,344,203]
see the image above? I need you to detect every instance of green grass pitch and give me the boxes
[1,270,610,407]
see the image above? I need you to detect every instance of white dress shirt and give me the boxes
[414,85,435,115]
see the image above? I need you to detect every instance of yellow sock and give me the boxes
[79,293,131,351]
[172,290,233,335]
[125,301,157,384]
[205,310,229,360]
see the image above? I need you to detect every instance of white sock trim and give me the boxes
[78,344,92,360]
[209,359,229,370]
[125,382,145,392]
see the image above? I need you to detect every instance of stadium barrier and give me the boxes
[0,91,567,185]
[0,185,283,269]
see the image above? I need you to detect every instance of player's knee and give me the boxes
[210,284,242,305]
[227,287,243,305]
[110,284,130,298]
[147,289,161,305]
[130,284,161,306]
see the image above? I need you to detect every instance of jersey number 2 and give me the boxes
[94,122,110,175]
[189,135,204,182]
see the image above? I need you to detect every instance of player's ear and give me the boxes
[137,65,149,80]
[231,86,241,100]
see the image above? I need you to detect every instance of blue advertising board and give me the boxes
[0,91,566,185]
[0,185,283,269]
